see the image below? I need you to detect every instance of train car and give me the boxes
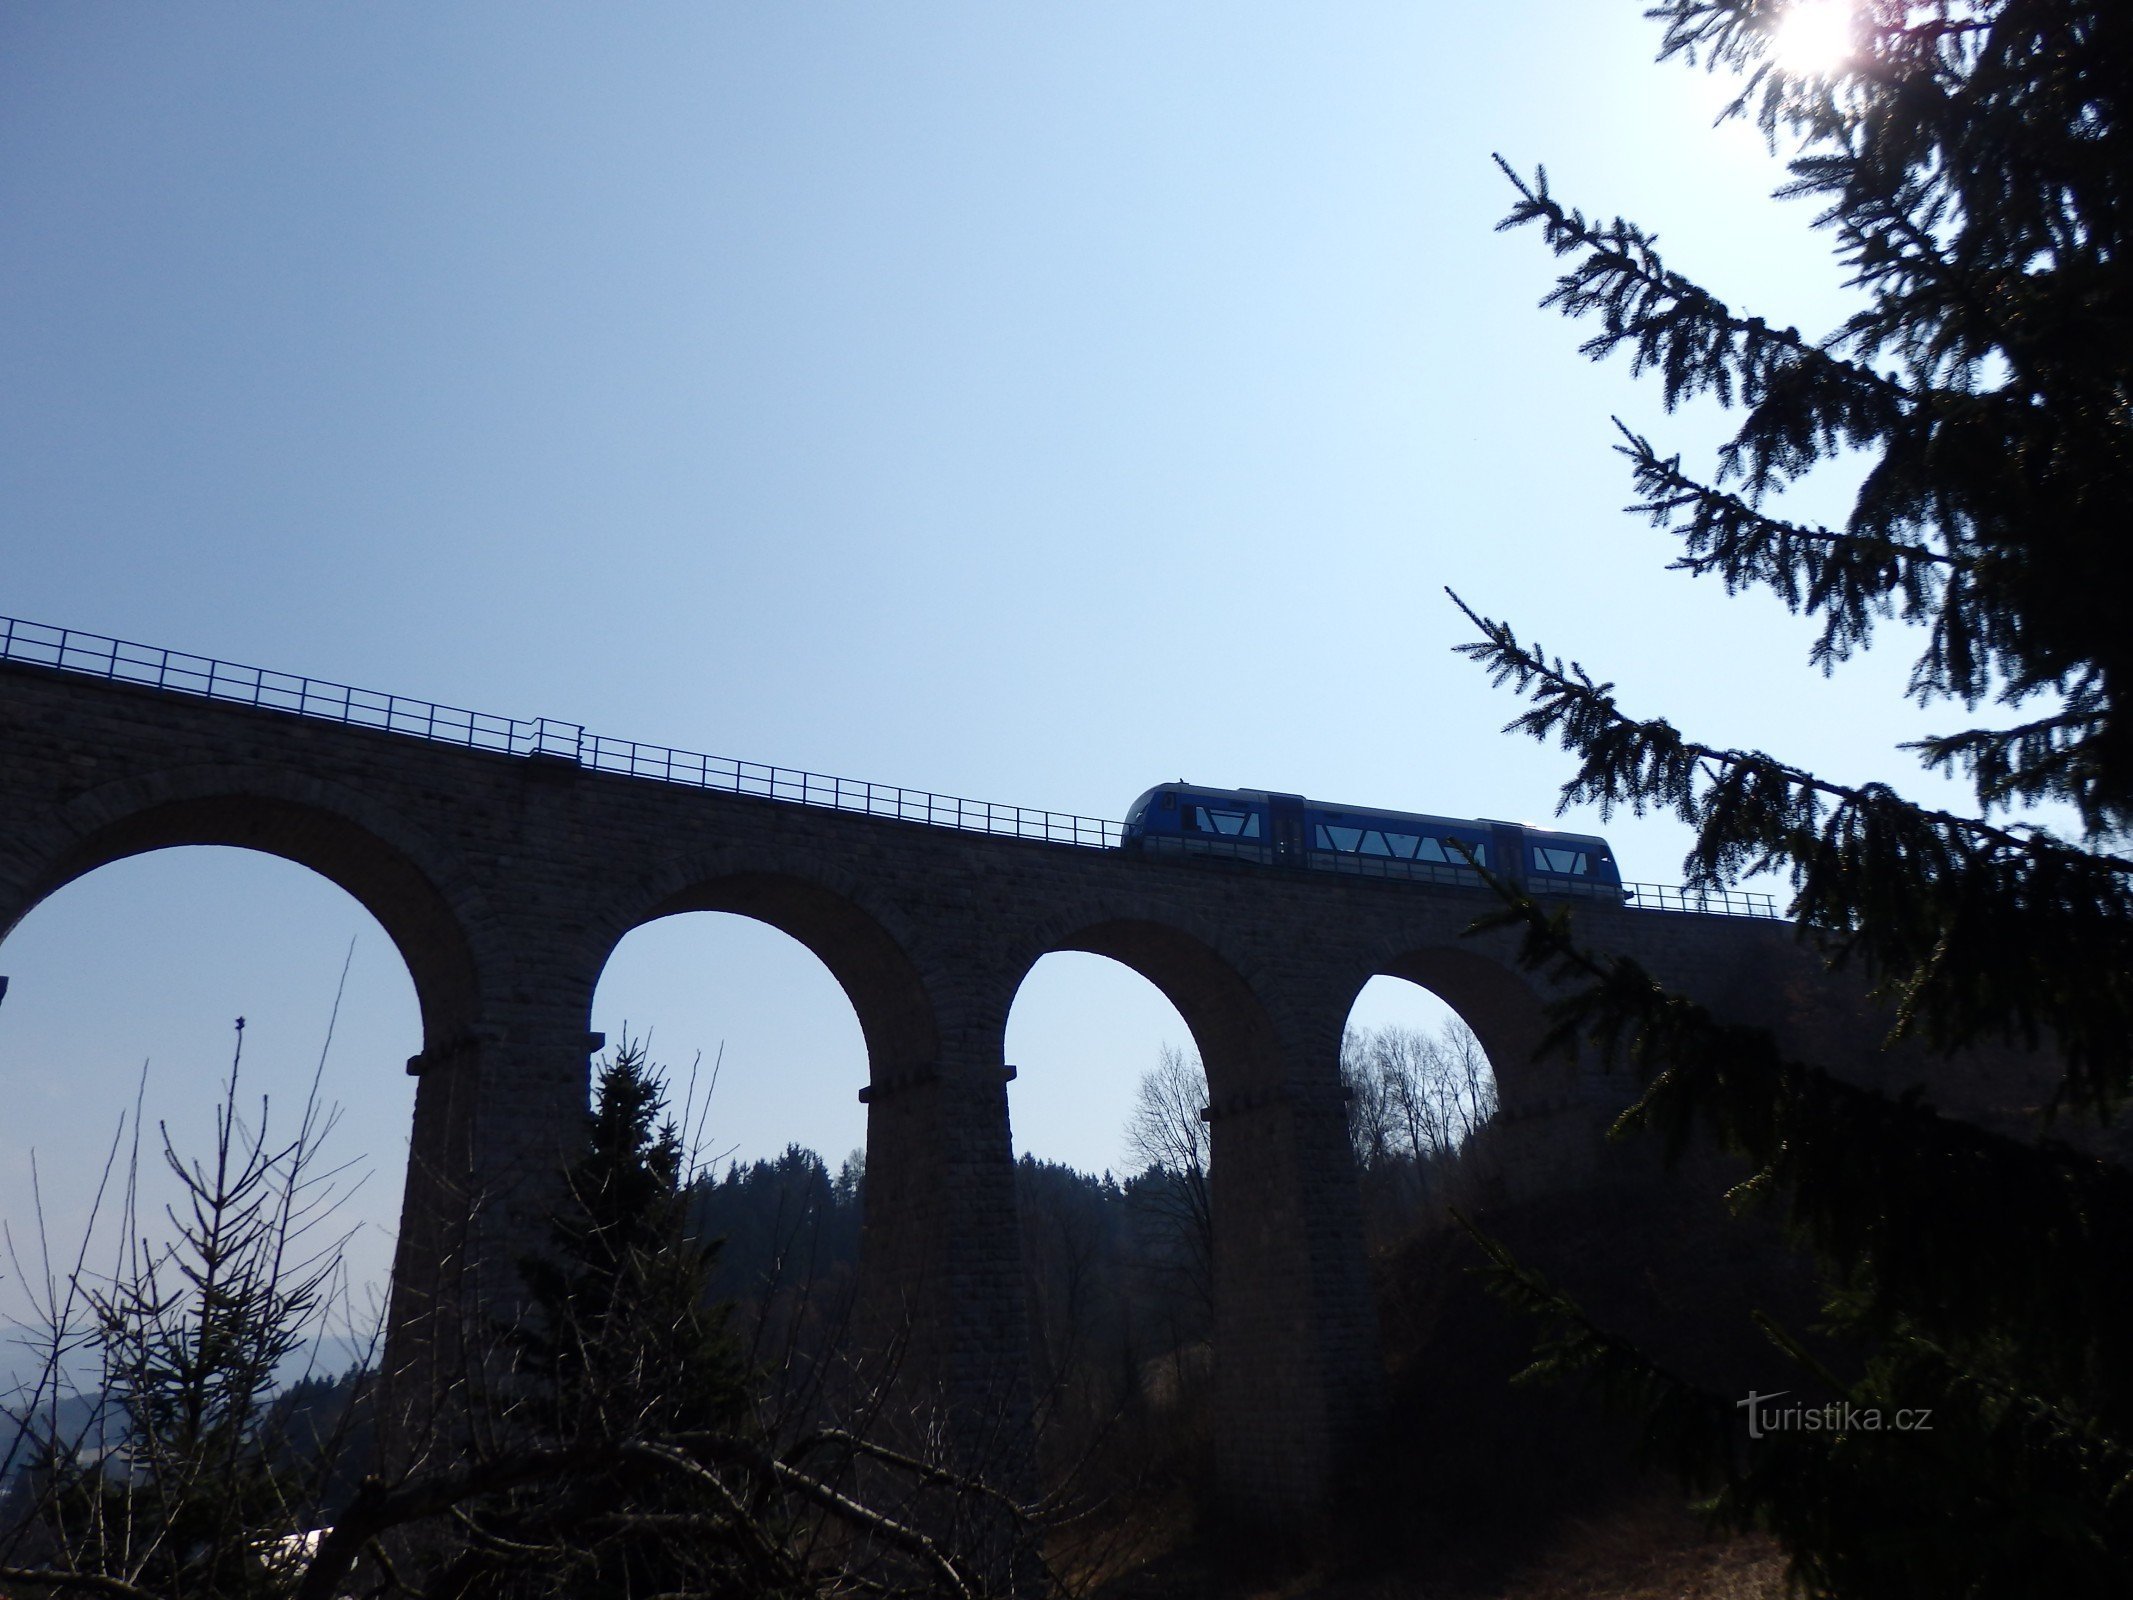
[1118,783,1625,898]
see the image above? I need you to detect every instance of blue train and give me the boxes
[1119,783,1625,897]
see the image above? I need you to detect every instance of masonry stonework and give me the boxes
[0,660,2038,1522]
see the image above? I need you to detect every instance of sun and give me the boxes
[1770,0,1856,78]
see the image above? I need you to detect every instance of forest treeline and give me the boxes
[0,1018,1495,1595]
[2,1019,1496,1489]
[690,1019,1497,1457]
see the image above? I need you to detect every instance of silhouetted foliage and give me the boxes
[1342,1022,1499,1243]
[692,1146,865,1306]
[999,1147,1227,1473]
[0,1024,373,1598]
[464,1040,765,1599]
[305,1043,1047,1599]
[266,1366,374,1521]
[2,1037,1055,1600]
[689,1144,863,1399]
[1121,1046,1214,1322]
[1466,3,2133,1593]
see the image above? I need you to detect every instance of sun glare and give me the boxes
[1771,0,1856,78]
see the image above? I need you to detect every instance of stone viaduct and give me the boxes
[0,623,1973,1521]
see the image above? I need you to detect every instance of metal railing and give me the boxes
[0,616,1122,849]
[576,734,1119,846]
[0,613,1779,913]
[0,616,564,755]
[1621,881,1781,919]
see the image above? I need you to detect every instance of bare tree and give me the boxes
[1340,1018,1498,1240]
[1341,1028,1401,1172]
[1378,1028,1449,1166]
[1,1022,376,1599]
[1120,1044,1212,1328]
[1436,1018,1496,1147]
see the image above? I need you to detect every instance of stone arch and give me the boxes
[1001,901,1285,1111]
[1329,934,1632,1211]
[586,853,940,1082]
[998,898,1377,1520]
[1338,938,1569,1115]
[0,763,493,1044]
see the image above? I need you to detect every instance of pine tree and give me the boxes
[462,1040,771,1599]
[518,1041,746,1447]
[1460,3,2133,1592]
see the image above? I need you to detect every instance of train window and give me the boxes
[1533,846,1589,875]
[1358,830,1393,856]
[1317,824,1363,852]
[1189,805,1260,838]
[1382,833,1420,860]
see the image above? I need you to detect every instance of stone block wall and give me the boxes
[0,659,2058,1523]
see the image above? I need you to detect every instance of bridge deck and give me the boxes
[0,612,1777,918]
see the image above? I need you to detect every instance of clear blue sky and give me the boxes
[0,2,1940,1329]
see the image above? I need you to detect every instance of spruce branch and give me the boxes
[1907,698,2115,822]
[1453,1212,1747,1491]
[1445,587,2111,863]
[1499,116,2133,755]
[1615,422,1951,672]
[1493,156,1911,431]
[1474,887,2133,1400]
[1485,3,2133,1586]
[1449,587,2133,1110]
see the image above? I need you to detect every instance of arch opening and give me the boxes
[590,909,871,1178]
[6,787,484,1045]
[586,886,927,1391]
[1053,919,1283,1106]
[0,846,423,1376]
[1001,922,1279,1465]
[1004,950,1200,1177]
[1340,974,1502,1246]
[624,872,937,1078]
